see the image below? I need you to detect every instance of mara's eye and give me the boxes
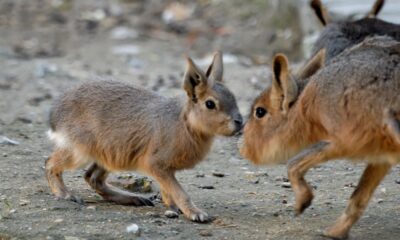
[255,107,267,118]
[205,100,216,110]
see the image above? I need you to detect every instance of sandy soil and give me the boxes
[1,1,400,240]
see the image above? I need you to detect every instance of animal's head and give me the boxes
[240,50,325,165]
[183,51,242,137]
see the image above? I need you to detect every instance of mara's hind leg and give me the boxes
[324,163,391,239]
[45,149,84,204]
[84,163,153,206]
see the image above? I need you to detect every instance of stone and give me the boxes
[126,223,140,235]
[164,210,179,218]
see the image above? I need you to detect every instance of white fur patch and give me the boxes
[47,130,70,149]
[47,129,93,169]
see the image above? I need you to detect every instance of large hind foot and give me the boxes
[45,150,84,204]
[84,163,154,206]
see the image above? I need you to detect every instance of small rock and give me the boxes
[282,199,288,204]
[199,185,215,190]
[112,45,140,55]
[128,58,145,70]
[19,199,30,206]
[199,229,212,237]
[54,218,64,223]
[251,178,260,184]
[380,187,386,194]
[35,63,58,78]
[0,136,19,146]
[64,236,81,240]
[344,182,356,188]
[145,211,160,218]
[110,26,138,40]
[395,179,400,184]
[81,9,106,22]
[16,116,33,124]
[195,173,205,178]
[281,182,291,188]
[212,172,225,178]
[376,198,384,204]
[164,210,179,218]
[275,176,289,182]
[126,223,140,235]
[86,205,96,211]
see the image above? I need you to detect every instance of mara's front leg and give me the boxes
[151,170,210,223]
[287,141,338,215]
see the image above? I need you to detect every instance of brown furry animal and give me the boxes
[310,0,400,63]
[240,36,400,239]
[46,52,242,223]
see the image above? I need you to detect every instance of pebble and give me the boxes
[110,26,138,40]
[145,211,160,218]
[19,199,30,206]
[112,45,140,55]
[54,218,64,223]
[126,223,140,235]
[0,136,19,146]
[395,179,400,184]
[199,229,212,237]
[86,205,96,211]
[164,210,179,218]
[195,173,205,178]
[275,176,289,182]
[212,172,225,178]
[281,182,291,188]
[199,185,215,190]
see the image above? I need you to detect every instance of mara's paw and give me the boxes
[294,187,314,216]
[186,208,210,223]
[322,220,350,240]
[322,228,349,240]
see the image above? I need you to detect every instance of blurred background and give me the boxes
[2,2,400,239]
[0,0,399,124]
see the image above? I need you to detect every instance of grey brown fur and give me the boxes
[241,36,400,239]
[310,0,400,63]
[46,52,242,223]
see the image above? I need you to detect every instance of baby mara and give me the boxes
[46,51,242,223]
[241,36,400,239]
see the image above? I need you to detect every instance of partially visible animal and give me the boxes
[46,52,243,223]
[310,0,400,63]
[240,36,400,239]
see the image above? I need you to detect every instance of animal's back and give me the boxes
[49,81,182,170]
[312,18,400,62]
[305,37,400,153]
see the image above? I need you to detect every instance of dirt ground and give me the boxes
[1,1,400,240]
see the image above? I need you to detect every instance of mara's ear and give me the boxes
[366,0,385,18]
[271,54,298,114]
[206,51,223,83]
[183,57,208,103]
[298,48,326,80]
[310,0,330,26]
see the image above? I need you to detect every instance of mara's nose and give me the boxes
[234,118,243,127]
[234,114,243,130]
